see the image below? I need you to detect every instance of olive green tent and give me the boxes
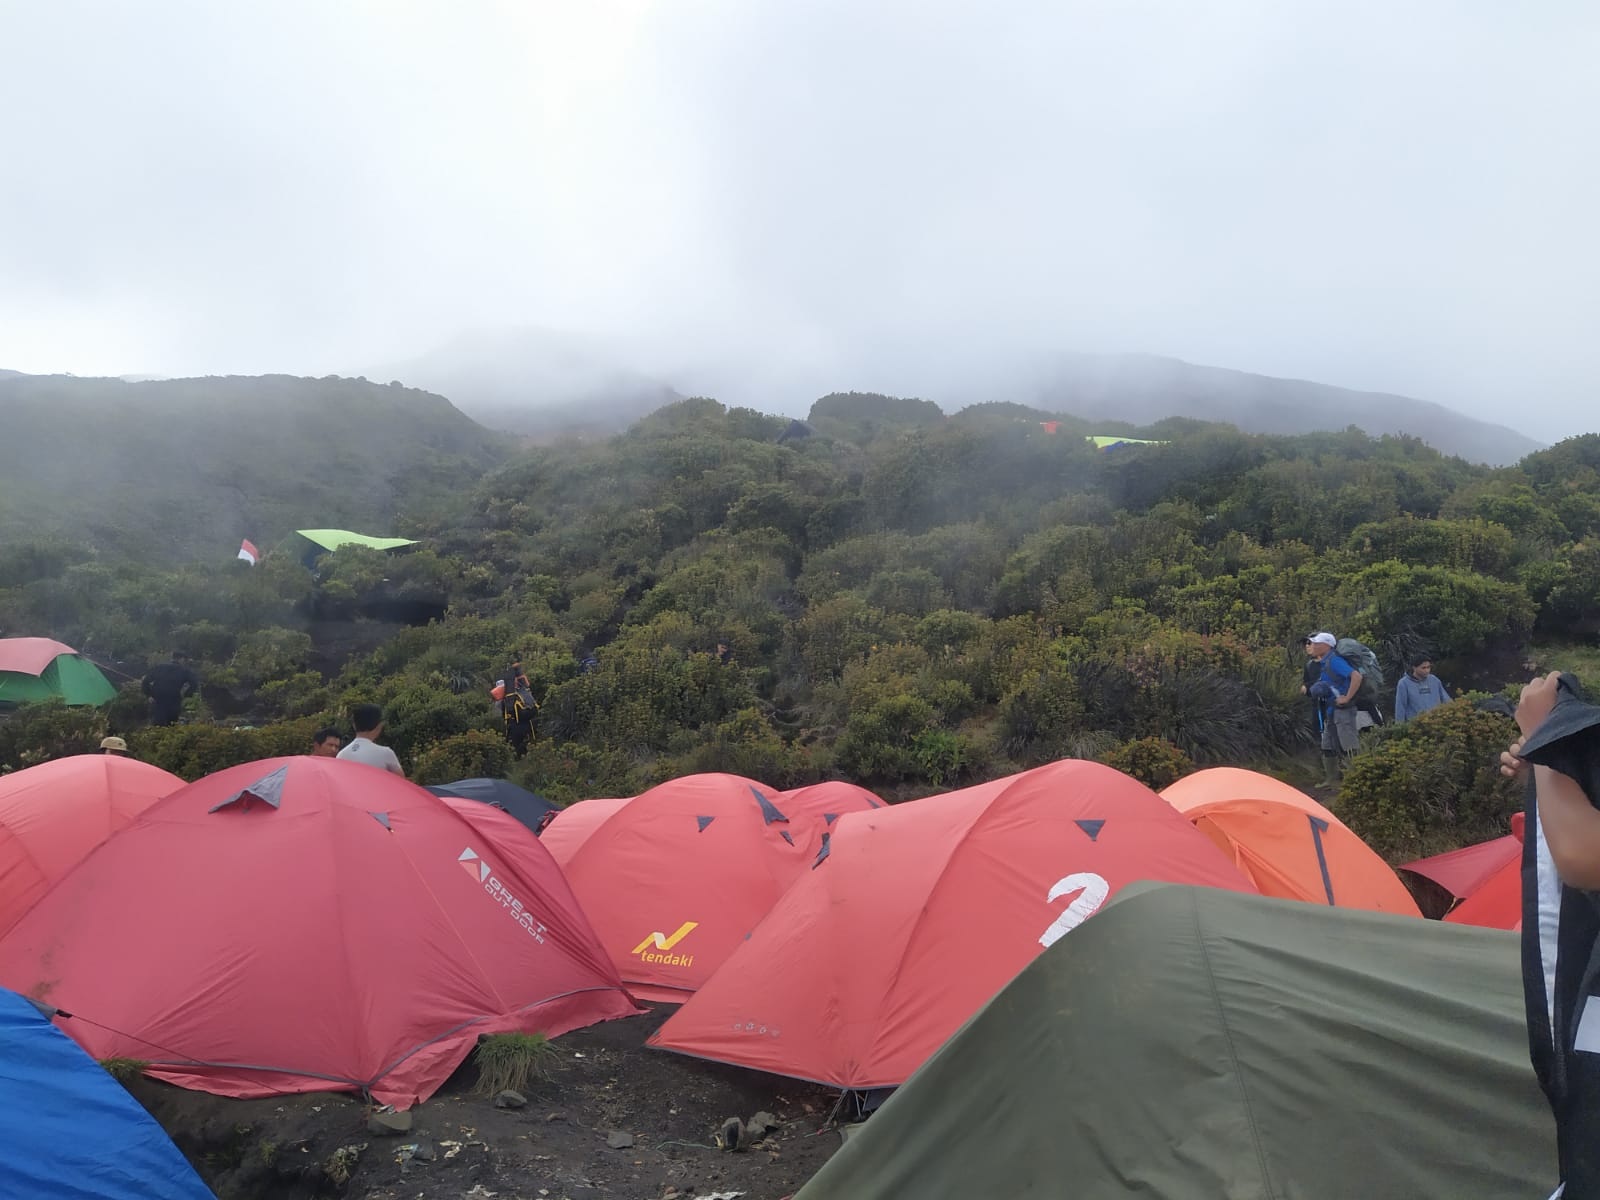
[798,884,1554,1200]
[0,638,117,706]
[294,529,418,553]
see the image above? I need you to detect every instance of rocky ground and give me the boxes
[132,1007,842,1200]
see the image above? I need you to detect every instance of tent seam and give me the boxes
[1189,887,1277,1200]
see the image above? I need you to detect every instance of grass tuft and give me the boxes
[473,1031,560,1096]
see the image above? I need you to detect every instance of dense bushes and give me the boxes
[1335,702,1521,860]
[7,397,1600,860]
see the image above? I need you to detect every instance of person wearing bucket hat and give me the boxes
[99,736,130,757]
[1306,632,1363,785]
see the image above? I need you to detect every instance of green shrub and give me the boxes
[911,728,976,786]
[834,695,937,784]
[412,731,515,786]
[1335,700,1520,860]
[473,1031,561,1095]
[1102,737,1194,789]
[0,700,107,771]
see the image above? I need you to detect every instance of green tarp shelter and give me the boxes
[798,884,1554,1200]
[294,529,418,553]
[0,638,117,706]
[1088,434,1168,449]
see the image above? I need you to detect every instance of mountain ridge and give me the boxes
[360,330,1542,465]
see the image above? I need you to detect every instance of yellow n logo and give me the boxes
[632,921,698,955]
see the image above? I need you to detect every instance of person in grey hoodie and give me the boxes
[1394,655,1451,722]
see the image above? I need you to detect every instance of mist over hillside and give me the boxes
[1012,353,1544,467]
[367,328,680,439]
[0,372,507,561]
[366,330,1542,466]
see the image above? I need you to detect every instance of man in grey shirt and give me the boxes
[336,704,405,777]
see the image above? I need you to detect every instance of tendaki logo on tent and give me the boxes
[458,848,547,944]
[631,921,698,967]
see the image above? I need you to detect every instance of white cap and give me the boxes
[1308,632,1337,647]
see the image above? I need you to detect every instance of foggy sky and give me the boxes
[2,1,1597,441]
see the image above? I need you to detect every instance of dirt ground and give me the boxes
[131,1006,842,1200]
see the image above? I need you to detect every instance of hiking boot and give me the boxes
[1319,753,1340,788]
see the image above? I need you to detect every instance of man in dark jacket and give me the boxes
[141,652,198,726]
[1501,672,1600,1197]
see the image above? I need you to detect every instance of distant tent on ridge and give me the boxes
[0,757,637,1106]
[0,637,117,707]
[1087,434,1167,450]
[794,885,1552,1200]
[0,755,186,936]
[1161,767,1420,915]
[650,760,1255,1089]
[540,773,881,1001]
[0,986,213,1199]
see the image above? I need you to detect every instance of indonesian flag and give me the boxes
[237,539,260,565]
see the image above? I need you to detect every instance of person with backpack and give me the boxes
[1306,632,1365,785]
[141,651,199,727]
[494,663,538,759]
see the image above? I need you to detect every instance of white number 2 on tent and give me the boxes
[1037,872,1111,948]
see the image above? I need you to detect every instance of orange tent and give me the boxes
[650,760,1257,1088]
[1161,767,1420,916]
[0,755,185,935]
[540,774,881,1001]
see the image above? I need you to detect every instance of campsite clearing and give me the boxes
[134,1006,840,1200]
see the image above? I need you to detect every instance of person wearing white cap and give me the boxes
[98,736,130,757]
[1306,632,1363,785]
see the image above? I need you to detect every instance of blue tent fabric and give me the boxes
[423,778,557,833]
[0,987,213,1199]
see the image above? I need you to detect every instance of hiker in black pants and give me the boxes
[142,652,198,726]
[1299,639,1323,733]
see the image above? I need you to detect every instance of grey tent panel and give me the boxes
[696,816,715,833]
[750,786,788,825]
[209,765,288,813]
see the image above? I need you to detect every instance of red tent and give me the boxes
[1401,814,1523,901]
[0,757,637,1105]
[650,759,1257,1088]
[541,773,880,1001]
[1161,768,1420,915]
[1432,814,1526,931]
[0,755,185,936]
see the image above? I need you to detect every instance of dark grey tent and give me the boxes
[797,884,1554,1200]
[423,778,557,833]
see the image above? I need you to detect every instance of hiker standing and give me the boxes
[141,652,198,727]
[1299,638,1325,734]
[336,705,405,776]
[1306,632,1362,785]
[1394,656,1451,723]
[310,727,342,757]
[496,663,537,759]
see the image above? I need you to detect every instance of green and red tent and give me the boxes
[0,638,116,706]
